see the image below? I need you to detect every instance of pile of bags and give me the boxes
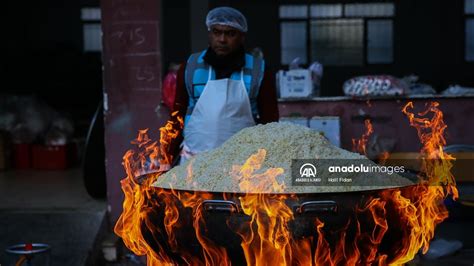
[0,95,74,145]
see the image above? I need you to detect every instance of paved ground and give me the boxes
[0,168,107,266]
[0,168,105,211]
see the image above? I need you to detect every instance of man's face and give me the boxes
[208,25,245,57]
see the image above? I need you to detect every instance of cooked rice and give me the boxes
[153,122,413,193]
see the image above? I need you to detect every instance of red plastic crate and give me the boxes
[13,143,31,169]
[31,145,68,170]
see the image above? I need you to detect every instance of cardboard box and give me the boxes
[309,116,341,147]
[278,69,313,98]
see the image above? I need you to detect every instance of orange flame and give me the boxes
[353,119,374,155]
[386,101,458,263]
[114,102,457,265]
[231,149,294,266]
[378,151,390,165]
[114,112,184,265]
[159,111,183,166]
[179,190,231,265]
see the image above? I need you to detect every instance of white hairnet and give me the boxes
[206,7,248,33]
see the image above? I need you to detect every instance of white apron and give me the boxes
[180,66,255,164]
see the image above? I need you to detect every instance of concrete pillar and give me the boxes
[100,0,167,222]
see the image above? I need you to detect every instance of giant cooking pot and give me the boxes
[138,170,421,265]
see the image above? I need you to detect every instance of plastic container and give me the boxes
[13,143,31,169]
[31,145,68,170]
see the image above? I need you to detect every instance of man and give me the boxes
[166,6,279,166]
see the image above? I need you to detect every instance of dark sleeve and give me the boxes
[256,69,280,124]
[166,63,188,161]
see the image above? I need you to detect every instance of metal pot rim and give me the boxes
[140,171,417,195]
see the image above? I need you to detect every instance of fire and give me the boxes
[231,149,293,266]
[353,119,373,155]
[378,151,390,164]
[178,190,231,265]
[386,101,458,263]
[114,102,457,265]
[114,112,184,265]
[402,102,457,195]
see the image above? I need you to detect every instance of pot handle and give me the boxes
[202,200,239,214]
[296,201,337,215]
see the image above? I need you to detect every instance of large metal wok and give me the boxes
[138,170,420,265]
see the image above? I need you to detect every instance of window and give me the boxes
[367,20,393,63]
[281,22,307,64]
[279,5,308,19]
[310,4,342,18]
[279,2,395,66]
[311,19,364,66]
[81,7,102,52]
[466,0,474,61]
[345,3,394,17]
